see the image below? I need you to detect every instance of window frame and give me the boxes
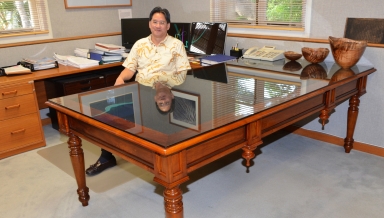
[210,0,312,38]
[0,0,52,44]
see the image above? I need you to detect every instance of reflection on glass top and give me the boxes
[48,60,374,148]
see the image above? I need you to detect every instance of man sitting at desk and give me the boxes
[85,6,191,176]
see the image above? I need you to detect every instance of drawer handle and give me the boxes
[2,90,18,96]
[81,86,91,91]
[5,104,21,110]
[80,80,91,85]
[11,129,26,134]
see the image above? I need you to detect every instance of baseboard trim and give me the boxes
[284,126,384,158]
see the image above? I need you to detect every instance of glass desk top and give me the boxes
[48,59,374,148]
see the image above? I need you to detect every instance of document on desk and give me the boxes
[3,65,32,75]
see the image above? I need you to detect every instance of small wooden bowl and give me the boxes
[284,51,302,61]
[302,47,330,64]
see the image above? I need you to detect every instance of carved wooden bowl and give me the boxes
[329,36,367,69]
[301,47,330,64]
[284,51,302,61]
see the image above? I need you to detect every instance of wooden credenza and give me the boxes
[0,62,125,159]
[0,81,45,159]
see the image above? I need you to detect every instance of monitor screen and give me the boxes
[189,22,227,55]
[121,18,151,50]
[192,62,228,83]
[168,22,191,51]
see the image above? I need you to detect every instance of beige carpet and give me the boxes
[37,140,151,193]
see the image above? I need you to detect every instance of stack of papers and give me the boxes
[53,53,70,65]
[74,48,89,58]
[53,53,99,68]
[95,43,125,53]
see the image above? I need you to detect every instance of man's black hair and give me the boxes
[155,98,175,115]
[149,6,171,23]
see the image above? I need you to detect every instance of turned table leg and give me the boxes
[163,185,184,218]
[344,94,360,153]
[68,132,90,206]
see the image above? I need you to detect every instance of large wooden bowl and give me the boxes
[329,36,367,69]
[302,47,330,64]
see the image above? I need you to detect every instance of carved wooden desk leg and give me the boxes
[68,132,90,206]
[344,94,360,153]
[154,151,189,218]
[242,121,263,168]
[164,186,183,218]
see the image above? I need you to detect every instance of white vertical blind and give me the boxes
[0,0,49,35]
[210,0,306,28]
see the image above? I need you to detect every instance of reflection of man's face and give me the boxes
[154,89,174,112]
[149,13,170,39]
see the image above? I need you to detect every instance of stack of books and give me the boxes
[88,49,123,64]
[19,57,58,71]
[95,43,125,53]
[89,43,126,64]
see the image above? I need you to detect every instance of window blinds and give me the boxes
[210,0,306,28]
[0,0,49,35]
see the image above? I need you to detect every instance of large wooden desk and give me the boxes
[45,59,375,217]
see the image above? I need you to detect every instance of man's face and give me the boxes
[154,90,174,112]
[149,12,170,39]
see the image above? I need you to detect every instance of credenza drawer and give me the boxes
[0,93,37,121]
[0,82,34,100]
[63,77,106,95]
[0,113,44,153]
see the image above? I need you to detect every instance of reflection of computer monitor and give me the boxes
[168,23,191,50]
[121,18,151,50]
[192,63,228,83]
[189,22,227,55]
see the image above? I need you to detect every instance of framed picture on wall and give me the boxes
[78,83,142,134]
[64,0,132,9]
[170,90,200,131]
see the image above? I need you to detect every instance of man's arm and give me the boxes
[114,68,135,86]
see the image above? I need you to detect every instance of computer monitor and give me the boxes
[168,22,191,51]
[121,18,151,50]
[192,62,228,83]
[189,22,228,55]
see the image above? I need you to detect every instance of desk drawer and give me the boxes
[0,93,37,121]
[0,82,34,100]
[63,77,106,95]
[0,113,44,153]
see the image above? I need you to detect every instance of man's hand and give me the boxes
[114,68,135,86]
[114,77,125,86]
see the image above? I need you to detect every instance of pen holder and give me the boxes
[230,49,243,58]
